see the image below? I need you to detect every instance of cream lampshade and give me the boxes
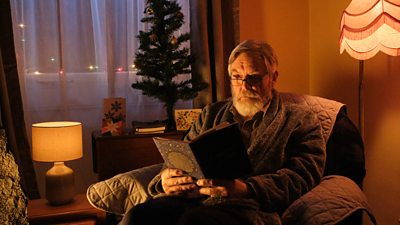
[339,0,400,137]
[32,121,83,205]
[340,0,400,60]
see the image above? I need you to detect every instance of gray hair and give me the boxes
[228,40,278,76]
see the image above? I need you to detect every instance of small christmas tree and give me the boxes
[132,0,207,130]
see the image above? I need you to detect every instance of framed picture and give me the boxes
[174,109,202,131]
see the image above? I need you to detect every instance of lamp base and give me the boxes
[45,162,75,205]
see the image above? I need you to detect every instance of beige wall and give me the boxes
[240,0,400,224]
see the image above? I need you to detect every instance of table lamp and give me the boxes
[32,121,83,205]
[339,0,400,137]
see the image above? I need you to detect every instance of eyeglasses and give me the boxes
[230,74,267,86]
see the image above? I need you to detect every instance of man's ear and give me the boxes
[272,71,278,82]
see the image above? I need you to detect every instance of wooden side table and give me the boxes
[92,130,185,181]
[28,194,106,225]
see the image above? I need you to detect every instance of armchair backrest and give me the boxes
[280,92,344,143]
[280,92,365,186]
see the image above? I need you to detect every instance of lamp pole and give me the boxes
[358,60,364,139]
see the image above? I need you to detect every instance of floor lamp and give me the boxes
[339,0,400,138]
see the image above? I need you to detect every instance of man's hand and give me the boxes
[196,178,250,198]
[161,168,197,196]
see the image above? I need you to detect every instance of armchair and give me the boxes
[86,92,377,225]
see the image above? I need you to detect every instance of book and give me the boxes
[132,120,166,133]
[136,129,166,134]
[153,122,252,179]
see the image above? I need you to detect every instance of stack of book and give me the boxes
[132,121,166,134]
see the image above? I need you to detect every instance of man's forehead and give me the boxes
[232,52,266,69]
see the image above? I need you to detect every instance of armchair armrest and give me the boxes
[281,175,377,225]
[86,163,162,215]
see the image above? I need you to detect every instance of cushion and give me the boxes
[86,163,162,215]
[281,175,377,225]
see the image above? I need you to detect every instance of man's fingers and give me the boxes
[161,168,185,179]
[197,179,229,196]
[165,183,197,195]
[196,179,214,187]
[161,168,197,195]
[197,179,230,187]
[198,186,228,197]
[163,176,195,187]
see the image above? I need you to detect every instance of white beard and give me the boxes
[232,91,267,118]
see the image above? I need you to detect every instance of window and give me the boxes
[10,0,191,194]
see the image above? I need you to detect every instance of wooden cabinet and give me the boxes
[28,194,106,225]
[92,131,185,181]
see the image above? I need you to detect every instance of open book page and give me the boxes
[153,138,205,179]
[153,122,252,179]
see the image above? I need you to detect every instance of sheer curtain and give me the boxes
[10,0,191,196]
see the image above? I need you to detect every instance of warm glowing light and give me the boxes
[339,0,400,138]
[34,71,40,75]
[32,121,83,205]
[117,67,123,72]
[19,23,25,28]
[59,69,64,75]
[131,64,136,69]
[50,57,55,62]
[339,0,400,60]
[88,65,99,71]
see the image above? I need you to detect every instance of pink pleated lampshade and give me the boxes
[339,0,400,60]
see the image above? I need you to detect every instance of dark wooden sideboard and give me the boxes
[92,130,185,181]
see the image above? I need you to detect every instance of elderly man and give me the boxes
[120,40,325,225]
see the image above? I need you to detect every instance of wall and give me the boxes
[240,0,400,224]
[239,0,310,94]
[309,1,400,224]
